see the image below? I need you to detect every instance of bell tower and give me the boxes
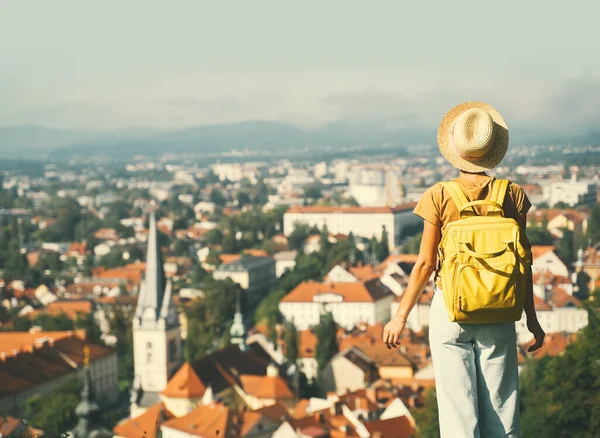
[131,210,181,415]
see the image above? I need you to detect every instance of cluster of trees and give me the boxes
[519,297,600,437]
[183,277,239,361]
[24,377,81,435]
[282,312,339,398]
[204,206,287,255]
[2,310,102,344]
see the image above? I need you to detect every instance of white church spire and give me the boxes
[134,210,177,328]
[230,288,246,350]
[131,207,182,416]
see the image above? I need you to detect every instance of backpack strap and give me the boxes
[489,179,509,215]
[439,181,476,216]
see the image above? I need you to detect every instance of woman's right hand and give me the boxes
[526,318,545,352]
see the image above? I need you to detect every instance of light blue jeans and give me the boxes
[429,287,520,438]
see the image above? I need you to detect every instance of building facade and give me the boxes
[213,256,276,299]
[283,204,419,250]
[279,280,395,331]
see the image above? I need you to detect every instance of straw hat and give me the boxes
[437,101,509,172]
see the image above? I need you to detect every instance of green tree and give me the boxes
[284,321,299,365]
[315,312,338,377]
[205,250,220,267]
[413,388,440,438]
[210,189,226,206]
[74,312,102,344]
[222,231,237,254]
[304,184,322,200]
[99,247,127,269]
[288,224,311,251]
[254,288,286,326]
[33,313,74,331]
[378,226,390,262]
[189,264,207,288]
[587,204,600,244]
[24,377,81,435]
[205,228,224,245]
[172,239,191,256]
[110,305,134,386]
[320,224,331,253]
[520,303,600,437]
[184,279,238,360]
[557,228,574,265]
[401,232,422,254]
[526,226,554,246]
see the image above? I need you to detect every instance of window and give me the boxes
[146,342,153,364]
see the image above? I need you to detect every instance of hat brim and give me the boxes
[438,101,509,172]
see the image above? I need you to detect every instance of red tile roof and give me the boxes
[113,402,174,438]
[549,287,582,308]
[28,300,92,320]
[298,329,318,358]
[349,264,380,282]
[382,254,419,265]
[281,280,392,303]
[287,204,417,215]
[523,332,574,359]
[533,295,552,311]
[162,362,207,399]
[161,404,233,437]
[239,374,294,400]
[0,332,115,397]
[94,261,146,284]
[0,416,22,436]
[68,242,88,256]
[531,245,556,260]
[219,254,242,264]
[364,415,415,438]
[528,208,588,225]
[0,330,86,354]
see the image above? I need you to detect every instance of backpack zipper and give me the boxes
[458,296,462,313]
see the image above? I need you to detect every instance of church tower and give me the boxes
[131,210,181,414]
[230,289,246,351]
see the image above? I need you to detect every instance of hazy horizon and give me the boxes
[2,1,600,134]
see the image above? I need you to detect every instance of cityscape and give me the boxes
[0,141,598,437]
[1,2,600,437]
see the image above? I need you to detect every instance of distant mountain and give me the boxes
[0,125,155,159]
[1,121,598,161]
[46,121,435,161]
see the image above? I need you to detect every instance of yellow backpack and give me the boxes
[437,179,531,324]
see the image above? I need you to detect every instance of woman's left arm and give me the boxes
[383,220,441,349]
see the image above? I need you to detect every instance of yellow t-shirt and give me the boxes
[413,175,532,289]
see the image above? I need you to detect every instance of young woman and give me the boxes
[383,102,546,438]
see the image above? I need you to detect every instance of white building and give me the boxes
[532,246,569,277]
[213,256,276,298]
[278,173,316,197]
[348,166,405,207]
[313,161,328,179]
[542,181,597,207]
[210,163,261,184]
[130,212,182,418]
[283,204,419,251]
[516,282,588,343]
[279,280,395,331]
[273,250,297,278]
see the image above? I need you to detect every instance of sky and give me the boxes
[1,1,600,132]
